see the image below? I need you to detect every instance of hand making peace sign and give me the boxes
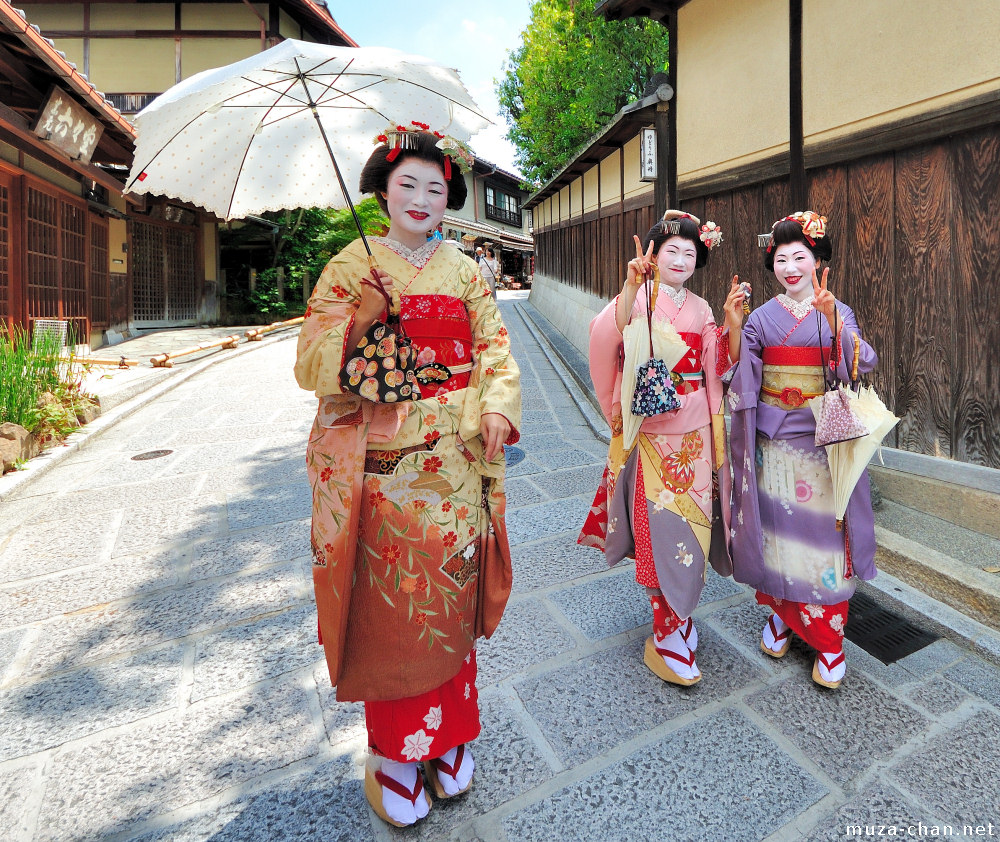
[811,266,839,326]
[615,234,655,332]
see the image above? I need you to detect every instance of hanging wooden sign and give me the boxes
[32,88,104,164]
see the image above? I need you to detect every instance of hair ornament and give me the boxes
[374,121,474,176]
[699,221,723,250]
[757,233,773,250]
[774,210,827,245]
[661,209,699,235]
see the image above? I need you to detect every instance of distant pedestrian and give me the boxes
[721,211,879,689]
[478,248,499,298]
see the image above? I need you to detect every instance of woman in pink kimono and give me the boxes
[579,210,730,686]
[295,128,521,827]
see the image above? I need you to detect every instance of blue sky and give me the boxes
[329,1,533,176]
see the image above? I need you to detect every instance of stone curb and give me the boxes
[513,301,610,445]
[0,329,300,504]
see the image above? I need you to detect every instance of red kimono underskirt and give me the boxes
[365,650,481,762]
[757,593,848,653]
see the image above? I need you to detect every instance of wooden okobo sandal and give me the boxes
[643,635,700,687]
[364,755,431,827]
[425,744,474,799]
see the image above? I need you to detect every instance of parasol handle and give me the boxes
[295,59,373,260]
[851,332,860,383]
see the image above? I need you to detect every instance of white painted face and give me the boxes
[656,234,698,288]
[772,241,818,301]
[382,159,448,249]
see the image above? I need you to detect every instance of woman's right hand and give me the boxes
[723,275,748,334]
[616,236,654,333]
[357,268,394,322]
[623,235,654,294]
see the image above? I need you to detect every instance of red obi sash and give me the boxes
[674,331,703,394]
[400,294,473,397]
[762,346,829,367]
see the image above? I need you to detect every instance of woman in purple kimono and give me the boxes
[721,211,878,689]
[580,210,730,687]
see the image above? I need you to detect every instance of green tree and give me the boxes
[222,198,387,317]
[497,0,669,184]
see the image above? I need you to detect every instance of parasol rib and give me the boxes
[295,58,374,258]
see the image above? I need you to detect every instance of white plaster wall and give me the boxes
[527,273,609,358]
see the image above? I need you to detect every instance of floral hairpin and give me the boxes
[757,210,827,251]
[374,121,474,179]
[699,221,723,250]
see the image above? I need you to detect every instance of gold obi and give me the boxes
[759,345,827,410]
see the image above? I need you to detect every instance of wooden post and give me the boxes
[655,102,671,215]
[789,0,806,208]
[302,269,311,305]
[249,267,257,293]
[276,266,285,299]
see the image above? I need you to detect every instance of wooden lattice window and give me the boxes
[25,186,91,341]
[132,219,199,324]
[26,188,59,321]
[0,180,9,328]
[166,227,197,321]
[90,218,109,328]
[132,220,165,322]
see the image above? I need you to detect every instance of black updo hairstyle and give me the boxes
[764,219,833,272]
[641,215,709,269]
[359,131,468,214]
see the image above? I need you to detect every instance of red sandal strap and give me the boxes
[375,767,424,806]
[818,651,845,670]
[654,641,696,667]
[768,615,791,642]
[431,744,464,781]
[680,618,694,642]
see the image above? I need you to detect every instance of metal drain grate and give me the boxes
[844,591,938,664]
[504,445,526,467]
[131,450,173,461]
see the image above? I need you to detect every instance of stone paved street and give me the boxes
[1,294,999,841]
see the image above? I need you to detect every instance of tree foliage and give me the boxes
[497,0,669,185]
[222,198,387,316]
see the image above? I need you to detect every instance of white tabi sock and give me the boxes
[762,612,791,654]
[654,627,698,681]
[433,744,475,796]
[379,759,429,825]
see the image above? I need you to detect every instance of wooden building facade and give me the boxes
[526,0,1000,471]
[0,5,137,346]
[9,1,355,342]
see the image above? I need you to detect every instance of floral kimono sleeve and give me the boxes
[457,261,522,451]
[294,243,368,397]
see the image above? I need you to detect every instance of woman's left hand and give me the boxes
[480,413,511,462]
[811,267,838,327]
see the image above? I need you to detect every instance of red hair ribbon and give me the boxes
[443,155,452,180]
[386,147,401,162]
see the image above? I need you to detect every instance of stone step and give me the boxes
[874,499,1000,633]
[870,464,1000,540]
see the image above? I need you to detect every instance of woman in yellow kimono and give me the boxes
[294,127,520,827]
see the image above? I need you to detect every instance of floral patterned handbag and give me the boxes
[813,308,868,446]
[340,273,422,403]
[630,269,681,417]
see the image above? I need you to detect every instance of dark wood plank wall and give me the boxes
[534,123,1000,468]
[951,126,1000,468]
